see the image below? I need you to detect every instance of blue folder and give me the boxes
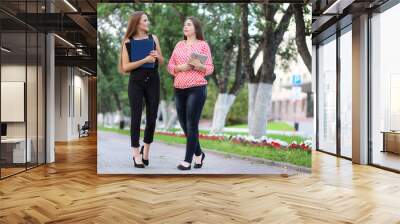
[130,39,155,69]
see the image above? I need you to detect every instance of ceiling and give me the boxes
[0,0,98,75]
[311,0,389,43]
[99,0,307,2]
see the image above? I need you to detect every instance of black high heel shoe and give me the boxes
[193,153,205,169]
[133,154,145,168]
[140,145,149,166]
[177,163,191,170]
[133,157,145,168]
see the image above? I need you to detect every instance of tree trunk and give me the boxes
[248,83,273,138]
[158,100,177,130]
[209,27,241,133]
[166,102,177,130]
[104,112,111,126]
[211,36,245,134]
[97,113,103,126]
[241,4,254,82]
[243,4,294,138]
[210,93,236,133]
[111,92,124,129]
[247,82,257,135]
[292,5,311,73]
[229,39,244,95]
[158,100,168,129]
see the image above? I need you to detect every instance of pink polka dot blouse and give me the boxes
[167,40,214,89]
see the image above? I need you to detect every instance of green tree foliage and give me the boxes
[97,3,308,125]
[97,30,128,115]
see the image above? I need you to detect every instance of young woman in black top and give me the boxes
[119,11,164,168]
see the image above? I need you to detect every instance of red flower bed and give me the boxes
[152,129,312,153]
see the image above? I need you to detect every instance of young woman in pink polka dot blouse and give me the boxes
[167,17,214,170]
[167,29,214,88]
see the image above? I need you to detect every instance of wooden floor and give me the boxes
[372,150,400,171]
[1,134,400,223]
[1,167,26,177]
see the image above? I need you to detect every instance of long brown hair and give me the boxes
[183,17,204,41]
[119,11,148,74]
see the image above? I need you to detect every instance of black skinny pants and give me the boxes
[174,85,207,163]
[128,73,160,148]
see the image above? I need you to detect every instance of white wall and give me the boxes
[54,67,89,141]
[55,66,68,141]
[71,72,89,138]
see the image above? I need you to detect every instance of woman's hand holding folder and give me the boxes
[144,54,156,64]
[144,50,158,64]
[188,58,201,68]
[173,53,207,73]
[149,50,159,60]
[143,50,160,64]
[188,58,206,72]
[174,60,203,73]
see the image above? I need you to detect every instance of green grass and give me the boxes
[167,127,307,143]
[227,121,295,131]
[266,134,306,144]
[99,126,311,168]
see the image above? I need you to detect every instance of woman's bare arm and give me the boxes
[152,35,164,65]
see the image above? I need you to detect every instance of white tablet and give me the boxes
[190,52,208,64]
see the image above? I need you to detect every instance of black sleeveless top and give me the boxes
[125,34,159,81]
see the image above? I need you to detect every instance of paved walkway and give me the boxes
[97,131,298,175]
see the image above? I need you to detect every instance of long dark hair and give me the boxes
[119,11,149,74]
[183,16,204,41]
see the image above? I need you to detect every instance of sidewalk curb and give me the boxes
[99,130,311,174]
[160,141,311,174]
